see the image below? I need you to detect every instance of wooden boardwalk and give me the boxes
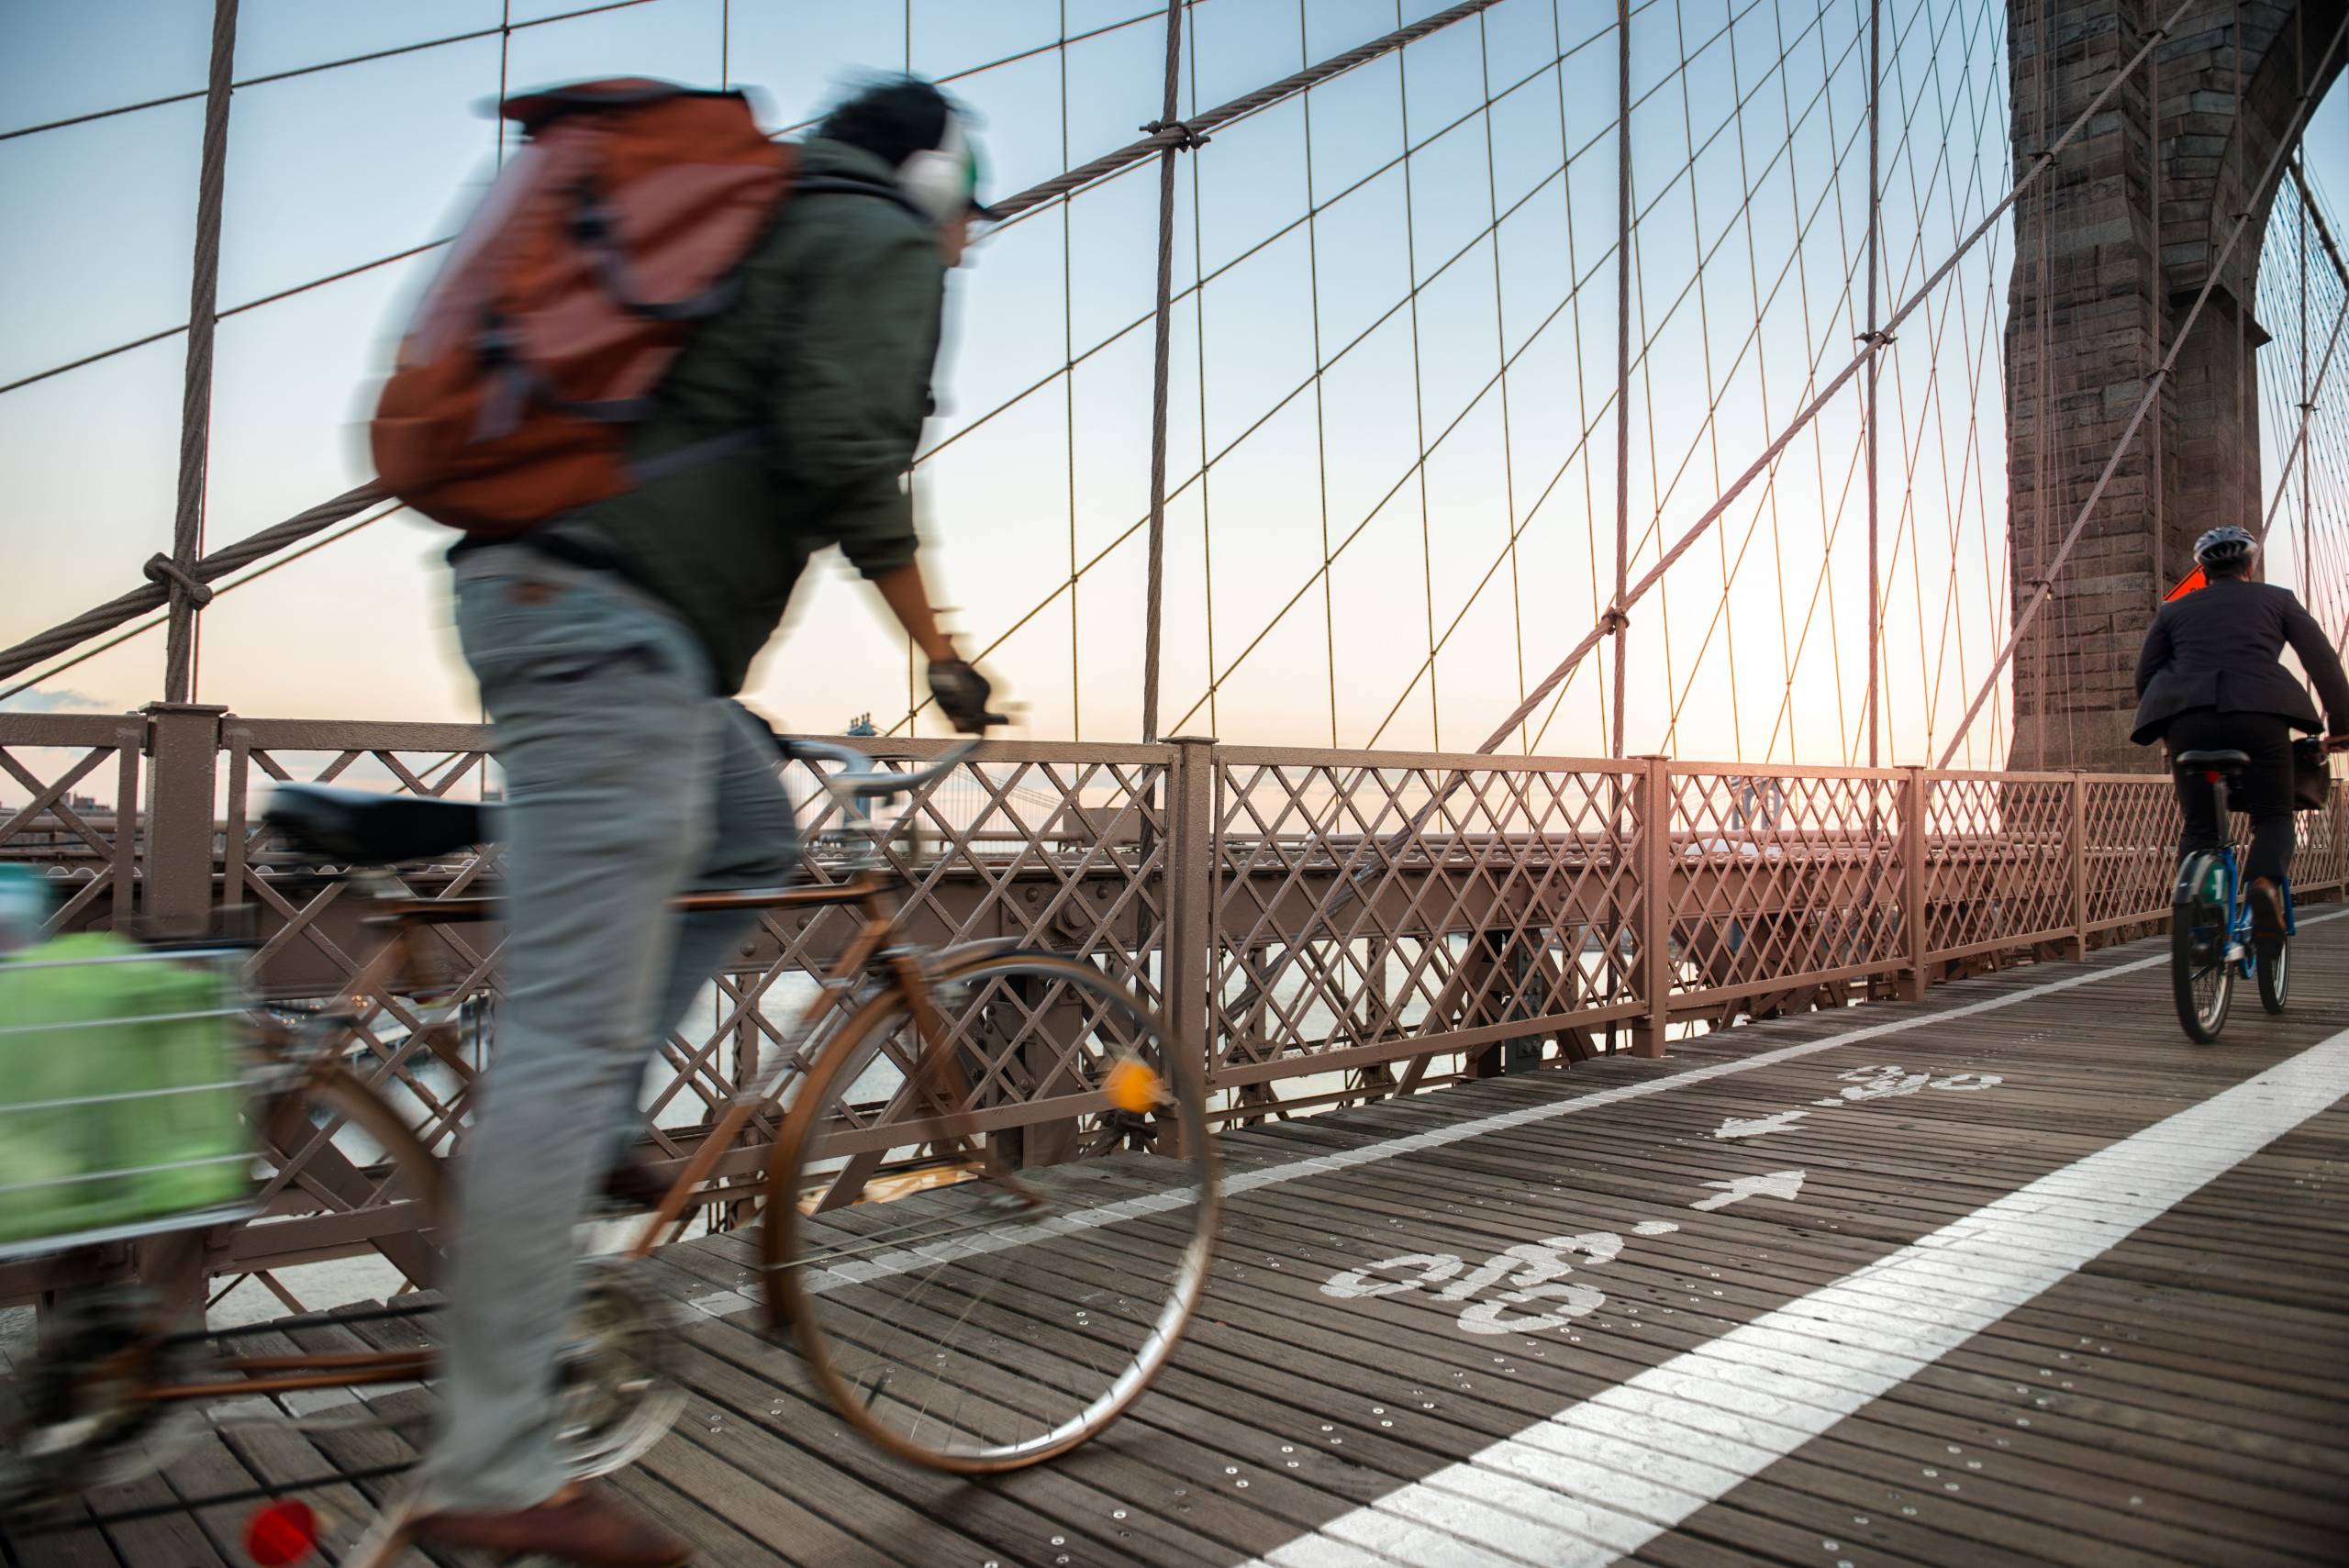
[13,920,2349,1568]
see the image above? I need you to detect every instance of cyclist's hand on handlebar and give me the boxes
[929,658,1008,734]
[2328,733,2349,753]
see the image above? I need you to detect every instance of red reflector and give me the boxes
[244,1499,319,1566]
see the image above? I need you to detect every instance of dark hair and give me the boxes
[2206,553,2252,579]
[818,78,951,168]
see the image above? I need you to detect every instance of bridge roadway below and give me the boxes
[19,921,2349,1568]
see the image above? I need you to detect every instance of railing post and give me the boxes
[1163,737,1219,1129]
[140,703,228,940]
[1899,765,1930,1001]
[2067,772,2089,959]
[1630,755,1671,1057]
[133,700,228,1313]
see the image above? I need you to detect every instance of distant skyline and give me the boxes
[3,0,2343,772]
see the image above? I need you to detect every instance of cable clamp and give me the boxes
[144,553,215,607]
[1143,118,1211,150]
[1598,606,1631,635]
[1856,329,1897,348]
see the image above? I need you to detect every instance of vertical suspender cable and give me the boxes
[2300,160,2312,585]
[2296,9,2310,586]
[163,0,240,704]
[1140,0,1184,742]
[1864,0,1883,767]
[1610,0,1632,757]
[2150,35,2163,593]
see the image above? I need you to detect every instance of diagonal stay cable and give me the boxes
[1476,0,2200,759]
[3,0,1516,692]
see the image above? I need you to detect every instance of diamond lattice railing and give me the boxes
[1664,767,1908,1010]
[690,740,1171,1146]
[0,712,141,935]
[220,726,1174,1240]
[1922,772,2076,958]
[223,720,506,1236]
[1208,751,1645,1086]
[2081,775,2176,929]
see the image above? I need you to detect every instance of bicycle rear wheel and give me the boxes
[2257,931,2289,1014]
[763,950,1215,1473]
[2171,853,2233,1042]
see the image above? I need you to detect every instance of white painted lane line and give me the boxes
[1241,1024,2349,1568]
[808,940,2199,1293]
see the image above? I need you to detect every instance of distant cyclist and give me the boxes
[2132,525,2349,935]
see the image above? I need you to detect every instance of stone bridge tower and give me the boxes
[2006,0,2344,770]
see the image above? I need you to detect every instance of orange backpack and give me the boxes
[371,80,793,537]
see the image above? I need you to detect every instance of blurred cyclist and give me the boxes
[411,78,1001,1566]
[2132,525,2349,935]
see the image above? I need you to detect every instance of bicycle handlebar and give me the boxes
[789,737,985,814]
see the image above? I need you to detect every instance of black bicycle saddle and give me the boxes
[264,784,487,863]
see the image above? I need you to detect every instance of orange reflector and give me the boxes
[2165,567,2207,601]
[1104,1058,1162,1114]
[244,1500,319,1566]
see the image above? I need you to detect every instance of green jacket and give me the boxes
[572,139,946,695]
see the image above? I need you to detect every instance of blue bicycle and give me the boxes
[2169,749,2293,1041]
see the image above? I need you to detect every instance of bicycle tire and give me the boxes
[284,1070,684,1482]
[762,950,1217,1473]
[271,1063,451,1289]
[2257,932,2289,1014]
[2170,854,2233,1042]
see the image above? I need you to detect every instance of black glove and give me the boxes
[929,659,1006,734]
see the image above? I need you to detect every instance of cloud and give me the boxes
[0,687,113,715]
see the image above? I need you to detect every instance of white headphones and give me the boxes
[896,113,978,226]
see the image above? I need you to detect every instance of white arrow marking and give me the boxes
[1712,1109,1809,1140]
[1688,1170,1807,1211]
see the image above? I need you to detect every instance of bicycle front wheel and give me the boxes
[763,950,1215,1473]
[2171,854,2233,1042]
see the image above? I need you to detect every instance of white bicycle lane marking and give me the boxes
[804,917,2346,1297]
[1238,1024,2349,1568]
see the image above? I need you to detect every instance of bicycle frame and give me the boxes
[2171,763,2299,965]
[133,746,1006,1409]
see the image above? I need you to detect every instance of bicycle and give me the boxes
[1,738,1216,1539]
[2168,747,2295,1041]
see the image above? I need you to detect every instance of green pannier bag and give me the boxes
[0,933,249,1247]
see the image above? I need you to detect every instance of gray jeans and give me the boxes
[422,548,796,1512]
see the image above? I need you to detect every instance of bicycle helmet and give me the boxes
[2193,525,2258,571]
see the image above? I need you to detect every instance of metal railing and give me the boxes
[5,705,2340,1298]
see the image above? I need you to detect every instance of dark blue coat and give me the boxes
[2132,575,2349,745]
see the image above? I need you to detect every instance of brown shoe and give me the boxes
[2249,877,2288,940]
[410,1486,692,1567]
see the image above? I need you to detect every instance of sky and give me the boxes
[2,0,2343,772]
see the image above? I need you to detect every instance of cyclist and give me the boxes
[411,79,1002,1566]
[2132,525,2349,937]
